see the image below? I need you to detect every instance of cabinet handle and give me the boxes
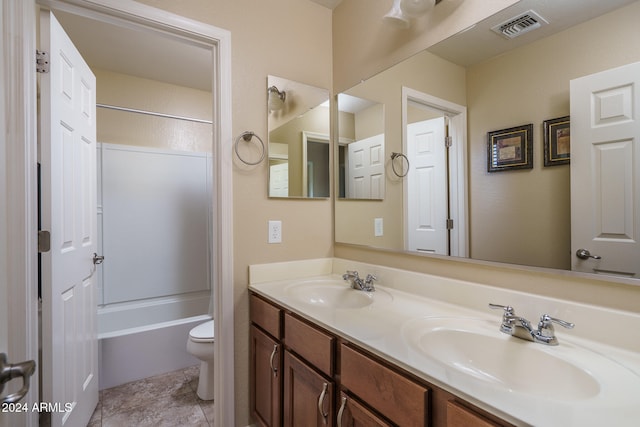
[318,382,329,420]
[269,344,278,377]
[337,396,347,427]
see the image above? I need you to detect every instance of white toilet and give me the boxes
[186,320,215,400]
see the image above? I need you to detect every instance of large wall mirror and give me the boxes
[267,75,330,198]
[335,0,640,281]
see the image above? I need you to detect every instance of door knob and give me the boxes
[0,353,36,404]
[576,249,601,260]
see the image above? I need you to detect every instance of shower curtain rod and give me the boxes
[97,103,213,125]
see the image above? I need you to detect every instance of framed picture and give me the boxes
[543,116,570,166]
[487,124,533,172]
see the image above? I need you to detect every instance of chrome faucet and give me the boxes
[489,303,574,346]
[342,270,377,292]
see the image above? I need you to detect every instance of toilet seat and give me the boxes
[189,320,215,343]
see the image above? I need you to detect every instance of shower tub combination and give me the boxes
[98,293,211,390]
[97,143,213,390]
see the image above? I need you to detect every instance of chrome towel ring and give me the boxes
[234,131,266,165]
[390,152,410,177]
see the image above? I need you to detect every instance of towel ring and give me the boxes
[390,152,410,177]
[234,131,266,165]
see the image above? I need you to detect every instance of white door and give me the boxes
[406,117,448,254]
[347,134,384,199]
[39,11,99,426]
[570,61,640,278]
[0,251,7,427]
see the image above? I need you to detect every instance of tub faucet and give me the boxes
[489,303,574,346]
[342,270,376,292]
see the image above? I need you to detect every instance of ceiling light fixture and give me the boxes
[384,0,442,29]
[383,0,410,29]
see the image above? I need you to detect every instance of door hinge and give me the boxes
[445,136,453,148]
[446,219,454,230]
[36,50,49,73]
[38,230,51,253]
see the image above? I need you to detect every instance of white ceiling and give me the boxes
[51,0,637,93]
[54,9,213,92]
[428,0,638,66]
[309,0,343,9]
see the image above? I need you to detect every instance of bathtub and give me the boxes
[98,291,211,390]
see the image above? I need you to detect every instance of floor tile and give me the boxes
[99,365,213,426]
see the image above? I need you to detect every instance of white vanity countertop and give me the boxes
[248,259,640,427]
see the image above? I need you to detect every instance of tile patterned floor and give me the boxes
[88,365,214,426]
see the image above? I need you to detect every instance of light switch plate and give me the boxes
[374,217,383,237]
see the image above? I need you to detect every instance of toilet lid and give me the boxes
[189,320,214,342]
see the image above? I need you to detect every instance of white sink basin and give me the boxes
[285,279,392,309]
[401,317,614,400]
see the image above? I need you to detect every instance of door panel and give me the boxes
[347,134,384,199]
[250,326,281,427]
[406,117,448,254]
[570,61,640,277]
[283,351,334,427]
[40,10,98,427]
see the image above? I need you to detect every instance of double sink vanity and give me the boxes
[249,258,640,426]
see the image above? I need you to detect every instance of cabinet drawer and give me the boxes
[340,344,429,427]
[284,313,334,376]
[446,400,506,427]
[250,294,282,339]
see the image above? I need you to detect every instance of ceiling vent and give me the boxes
[491,10,548,39]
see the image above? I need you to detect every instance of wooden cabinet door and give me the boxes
[283,350,334,427]
[336,392,391,427]
[250,325,282,427]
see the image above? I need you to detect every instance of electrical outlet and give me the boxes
[268,220,282,243]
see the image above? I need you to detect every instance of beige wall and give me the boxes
[136,1,332,425]
[332,0,519,92]
[95,68,212,152]
[467,1,640,269]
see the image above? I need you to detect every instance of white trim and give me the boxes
[33,1,234,425]
[1,1,39,426]
[401,86,468,258]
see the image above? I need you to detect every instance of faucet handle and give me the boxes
[539,314,574,330]
[342,270,358,280]
[488,303,514,315]
[363,274,377,291]
[489,304,517,334]
[535,314,574,345]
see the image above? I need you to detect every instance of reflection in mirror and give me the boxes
[267,75,330,198]
[337,93,385,200]
[402,88,467,257]
[334,0,640,281]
